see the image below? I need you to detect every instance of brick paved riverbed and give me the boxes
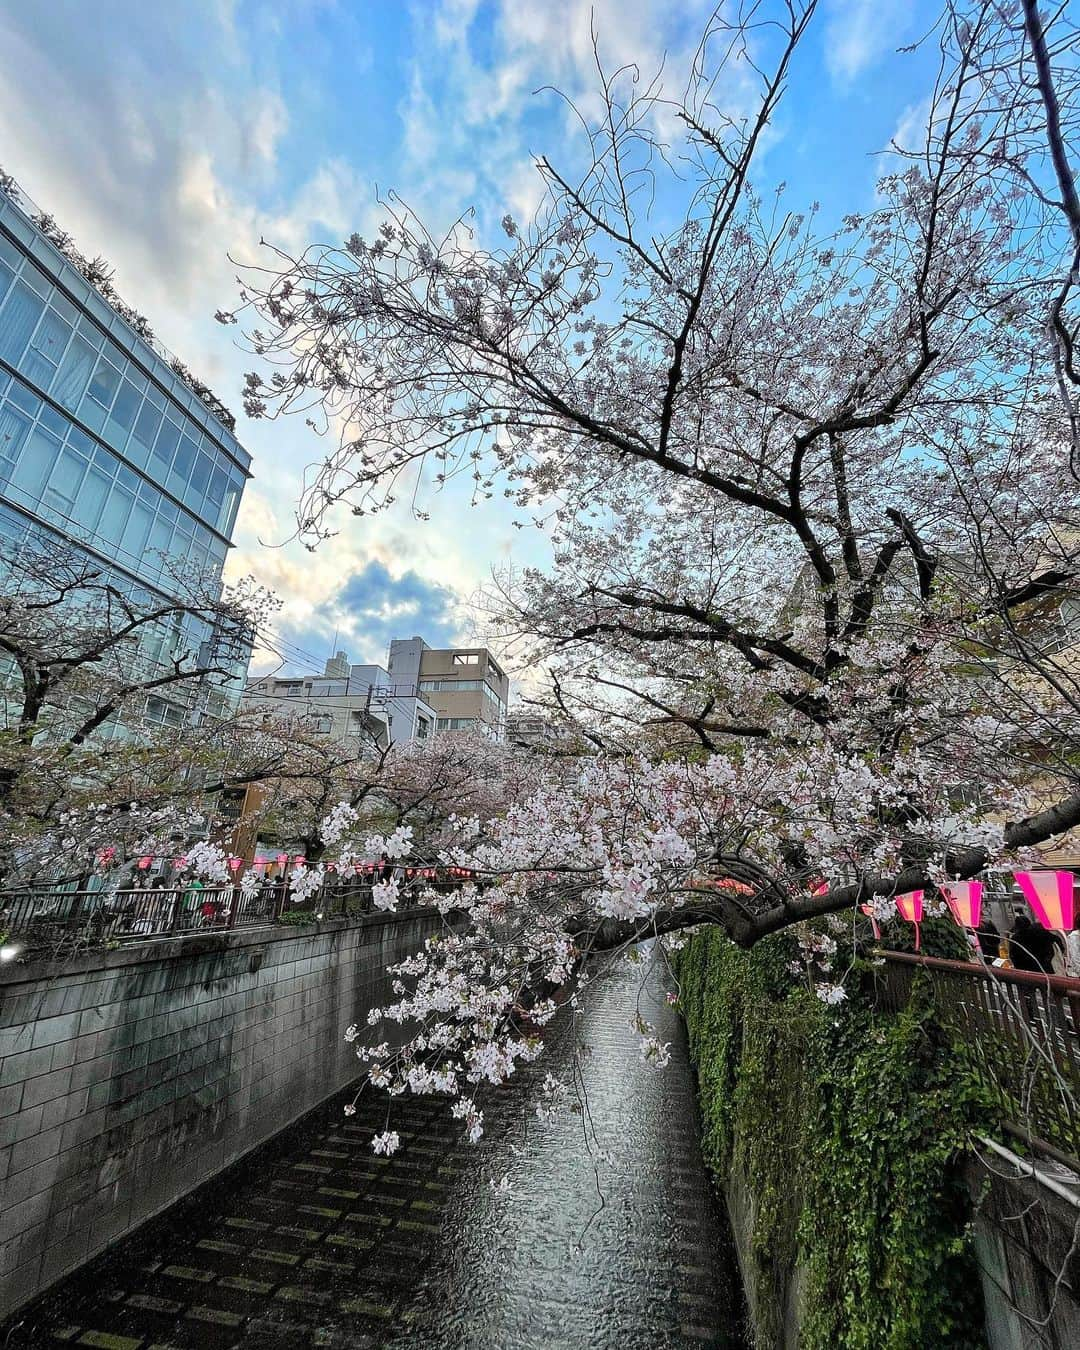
[2,957,746,1349]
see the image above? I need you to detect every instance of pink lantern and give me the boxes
[326,862,336,874]
[1015,870,1075,932]
[354,862,364,875]
[137,855,153,871]
[276,852,289,866]
[859,903,881,941]
[941,880,982,930]
[293,854,306,866]
[228,856,243,872]
[895,890,924,951]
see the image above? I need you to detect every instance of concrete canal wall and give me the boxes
[0,910,436,1317]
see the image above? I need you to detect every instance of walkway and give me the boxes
[3,959,746,1349]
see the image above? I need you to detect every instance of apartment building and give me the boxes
[388,637,508,739]
[244,638,509,746]
[243,649,437,749]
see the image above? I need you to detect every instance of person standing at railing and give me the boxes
[1009,913,1064,975]
[974,916,999,960]
[183,877,204,929]
[1066,922,1080,979]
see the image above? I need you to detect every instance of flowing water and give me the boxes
[4,958,747,1349]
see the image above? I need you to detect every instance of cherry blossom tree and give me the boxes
[0,536,275,882]
[228,1,1080,1142]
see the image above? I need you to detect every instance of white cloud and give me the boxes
[824,0,911,83]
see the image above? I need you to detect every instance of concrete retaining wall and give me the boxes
[0,911,436,1317]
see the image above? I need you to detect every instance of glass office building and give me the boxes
[0,182,252,733]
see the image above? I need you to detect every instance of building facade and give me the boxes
[243,650,438,749]
[244,639,509,747]
[388,637,508,739]
[0,180,251,733]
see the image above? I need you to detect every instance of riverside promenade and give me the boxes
[3,959,746,1348]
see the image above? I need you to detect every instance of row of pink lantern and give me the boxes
[859,871,1075,951]
[127,853,475,882]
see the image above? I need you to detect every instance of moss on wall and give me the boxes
[678,927,993,1349]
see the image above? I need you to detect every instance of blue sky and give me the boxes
[0,0,940,677]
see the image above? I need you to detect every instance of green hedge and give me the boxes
[678,927,993,1349]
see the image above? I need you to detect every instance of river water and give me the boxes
[5,957,747,1349]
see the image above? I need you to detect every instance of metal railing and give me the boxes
[877,951,1080,1165]
[0,873,451,949]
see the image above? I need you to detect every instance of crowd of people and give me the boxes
[971,911,1080,977]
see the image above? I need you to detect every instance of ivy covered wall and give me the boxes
[677,926,994,1349]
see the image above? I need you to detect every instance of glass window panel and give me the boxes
[87,356,121,410]
[0,402,31,478]
[100,483,134,541]
[19,346,55,389]
[116,464,139,492]
[106,379,140,447]
[220,480,241,535]
[150,419,179,478]
[39,404,66,437]
[72,465,110,535]
[0,234,21,268]
[189,451,212,500]
[19,261,51,298]
[0,280,45,365]
[7,381,41,416]
[144,384,164,410]
[168,435,196,496]
[31,307,72,365]
[148,515,173,557]
[11,424,60,503]
[0,259,14,306]
[122,499,153,557]
[207,466,227,505]
[127,401,160,469]
[79,398,105,433]
[51,333,96,412]
[43,443,88,513]
[75,313,101,344]
[67,426,94,457]
[50,291,78,325]
[156,497,178,524]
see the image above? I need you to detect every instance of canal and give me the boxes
[3,957,747,1348]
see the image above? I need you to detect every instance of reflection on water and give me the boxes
[4,956,746,1349]
[391,955,748,1350]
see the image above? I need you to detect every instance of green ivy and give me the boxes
[678,927,995,1349]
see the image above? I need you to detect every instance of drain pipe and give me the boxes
[977,1135,1080,1210]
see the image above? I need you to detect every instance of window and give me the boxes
[416,716,430,739]
[52,334,97,412]
[0,402,31,482]
[420,678,482,691]
[11,424,60,503]
[43,442,88,516]
[86,355,121,411]
[451,653,480,666]
[23,308,72,388]
[0,281,45,366]
[106,379,141,447]
[310,714,332,734]
[436,717,476,731]
[128,402,162,468]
